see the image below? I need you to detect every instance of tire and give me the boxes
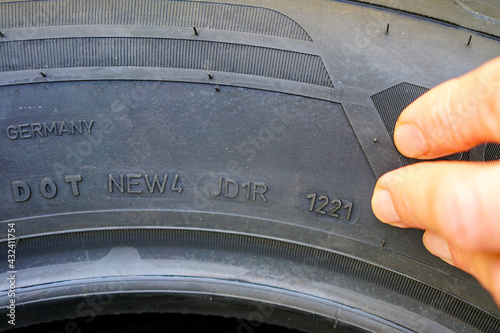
[1,0,500,332]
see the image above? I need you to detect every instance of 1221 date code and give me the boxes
[306,193,354,221]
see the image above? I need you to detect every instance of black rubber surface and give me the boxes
[1,0,500,332]
[349,0,500,39]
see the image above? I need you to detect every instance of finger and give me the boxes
[423,231,500,307]
[372,161,500,252]
[394,56,500,159]
[422,231,456,266]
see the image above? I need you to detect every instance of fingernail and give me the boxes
[394,123,430,158]
[372,189,401,225]
[423,233,453,263]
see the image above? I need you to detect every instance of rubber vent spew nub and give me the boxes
[371,82,470,166]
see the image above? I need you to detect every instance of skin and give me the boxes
[371,57,500,307]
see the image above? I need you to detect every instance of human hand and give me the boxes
[371,57,500,306]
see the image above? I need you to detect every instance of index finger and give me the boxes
[372,161,500,252]
[394,57,500,159]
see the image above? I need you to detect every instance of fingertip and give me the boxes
[394,123,430,158]
[371,188,402,226]
[423,232,455,265]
